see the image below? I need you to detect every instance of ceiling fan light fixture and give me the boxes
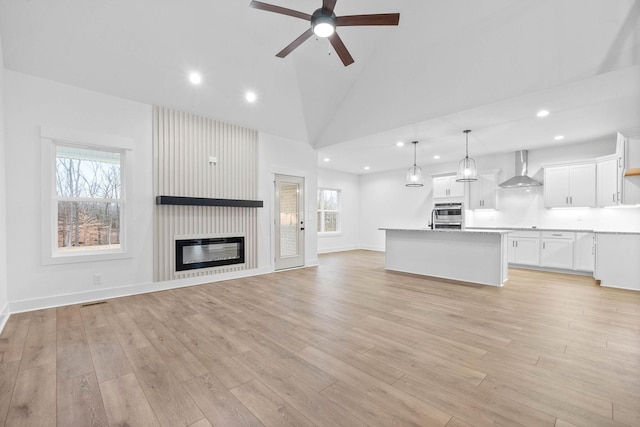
[313,20,335,37]
[250,1,400,66]
[456,130,478,182]
[406,141,424,187]
[311,9,336,37]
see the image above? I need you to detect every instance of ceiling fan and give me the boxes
[249,0,400,66]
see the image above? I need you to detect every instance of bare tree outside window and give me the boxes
[317,188,340,233]
[55,145,123,252]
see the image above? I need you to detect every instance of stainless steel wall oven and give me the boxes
[431,202,464,230]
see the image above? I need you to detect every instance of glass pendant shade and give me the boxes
[406,165,424,187]
[406,141,424,187]
[456,130,478,182]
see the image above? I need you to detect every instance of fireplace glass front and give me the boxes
[175,236,245,271]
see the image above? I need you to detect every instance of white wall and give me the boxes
[317,168,360,254]
[469,139,640,231]
[0,35,9,326]
[360,138,640,250]
[258,132,318,268]
[4,71,154,311]
[0,71,323,315]
[359,168,431,251]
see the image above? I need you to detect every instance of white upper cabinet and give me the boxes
[469,172,498,209]
[433,175,464,199]
[596,156,621,207]
[544,162,596,208]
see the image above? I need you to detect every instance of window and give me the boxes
[317,188,341,233]
[53,143,125,256]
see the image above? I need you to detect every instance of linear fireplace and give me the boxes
[175,236,245,272]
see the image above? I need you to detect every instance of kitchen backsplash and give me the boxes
[468,186,640,232]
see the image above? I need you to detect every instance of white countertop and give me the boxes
[379,228,512,235]
[467,226,640,235]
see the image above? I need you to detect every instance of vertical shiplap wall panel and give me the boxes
[153,106,259,281]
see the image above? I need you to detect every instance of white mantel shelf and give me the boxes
[380,228,510,287]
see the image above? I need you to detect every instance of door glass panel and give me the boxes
[279,183,299,258]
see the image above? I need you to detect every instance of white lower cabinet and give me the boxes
[574,232,595,272]
[595,233,640,290]
[508,231,540,266]
[506,230,595,273]
[540,232,575,270]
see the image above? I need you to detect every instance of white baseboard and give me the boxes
[357,245,385,252]
[317,245,359,254]
[318,246,385,254]
[9,266,273,314]
[601,283,640,292]
[306,258,319,267]
[0,303,9,335]
[509,264,594,277]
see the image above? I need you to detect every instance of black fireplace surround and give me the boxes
[175,236,245,272]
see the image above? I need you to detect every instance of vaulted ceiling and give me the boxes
[1,0,639,174]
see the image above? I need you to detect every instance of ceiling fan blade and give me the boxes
[336,13,400,26]
[322,0,337,14]
[249,0,312,21]
[276,28,314,58]
[328,32,354,66]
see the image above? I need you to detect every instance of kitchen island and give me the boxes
[380,228,511,286]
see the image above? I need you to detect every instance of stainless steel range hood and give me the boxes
[498,150,542,188]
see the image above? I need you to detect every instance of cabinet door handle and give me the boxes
[570,196,573,204]
[565,196,568,204]
[543,242,546,249]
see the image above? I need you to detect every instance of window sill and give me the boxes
[42,249,133,265]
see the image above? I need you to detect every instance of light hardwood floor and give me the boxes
[1,250,639,426]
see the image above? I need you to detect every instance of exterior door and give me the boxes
[274,175,305,270]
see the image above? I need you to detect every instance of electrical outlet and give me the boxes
[93,274,103,286]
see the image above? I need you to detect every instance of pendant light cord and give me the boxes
[464,130,470,159]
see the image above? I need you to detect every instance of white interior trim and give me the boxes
[8,266,273,314]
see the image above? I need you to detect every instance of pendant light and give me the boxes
[456,130,478,182]
[406,141,424,187]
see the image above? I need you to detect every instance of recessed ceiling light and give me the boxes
[323,157,330,162]
[396,142,404,147]
[433,155,440,160]
[364,166,370,170]
[554,135,565,140]
[245,91,257,103]
[189,72,202,85]
[536,110,550,118]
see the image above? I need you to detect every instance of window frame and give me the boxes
[41,127,134,265]
[317,188,341,235]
